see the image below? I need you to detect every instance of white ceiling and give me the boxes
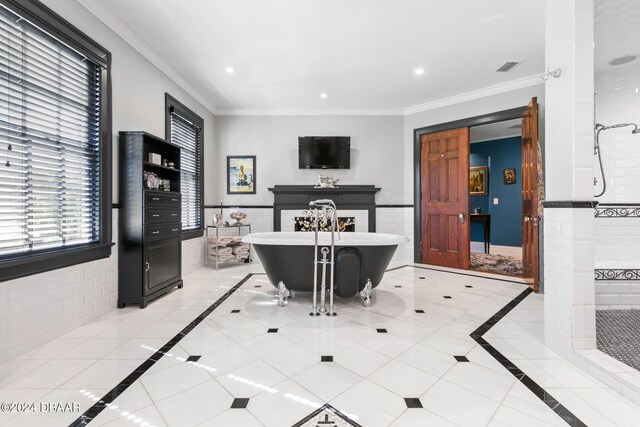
[595,0,640,74]
[79,0,545,115]
[470,119,521,143]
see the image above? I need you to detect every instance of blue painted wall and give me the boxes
[470,136,522,247]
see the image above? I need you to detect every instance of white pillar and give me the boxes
[543,0,596,353]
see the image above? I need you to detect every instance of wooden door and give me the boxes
[521,97,540,291]
[421,128,470,269]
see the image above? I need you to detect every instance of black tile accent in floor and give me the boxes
[376,328,387,333]
[394,285,402,288]
[404,398,423,408]
[321,355,333,362]
[68,273,257,426]
[254,285,262,288]
[469,287,587,426]
[415,309,425,314]
[186,355,201,362]
[443,295,452,299]
[596,309,640,371]
[454,355,469,362]
[231,398,250,409]
[231,309,241,313]
[465,285,473,288]
[419,276,425,279]
[267,328,278,333]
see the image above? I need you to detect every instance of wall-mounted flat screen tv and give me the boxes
[298,136,350,169]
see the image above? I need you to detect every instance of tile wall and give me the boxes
[594,56,640,308]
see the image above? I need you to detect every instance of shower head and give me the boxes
[595,122,640,134]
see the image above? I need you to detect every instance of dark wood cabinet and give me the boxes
[118,131,183,308]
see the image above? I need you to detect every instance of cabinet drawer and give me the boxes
[144,223,181,242]
[144,191,180,208]
[144,208,181,224]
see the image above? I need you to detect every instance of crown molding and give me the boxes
[76,0,218,115]
[403,75,544,116]
[214,108,404,116]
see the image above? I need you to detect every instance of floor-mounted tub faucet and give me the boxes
[308,199,338,316]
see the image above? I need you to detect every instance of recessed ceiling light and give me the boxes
[225,67,234,73]
[320,93,328,99]
[414,68,425,76]
[609,55,637,66]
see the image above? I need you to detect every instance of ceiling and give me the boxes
[595,0,640,74]
[78,0,545,115]
[470,119,521,143]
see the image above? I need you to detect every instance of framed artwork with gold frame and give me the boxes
[469,166,488,196]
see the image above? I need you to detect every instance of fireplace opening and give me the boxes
[294,216,355,232]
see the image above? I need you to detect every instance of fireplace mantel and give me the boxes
[268,185,381,232]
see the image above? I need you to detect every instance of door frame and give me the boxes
[413,106,527,263]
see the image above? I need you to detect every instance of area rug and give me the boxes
[471,253,523,277]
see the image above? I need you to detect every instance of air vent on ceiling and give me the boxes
[495,61,521,72]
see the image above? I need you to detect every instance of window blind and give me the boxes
[0,4,101,257]
[169,111,201,231]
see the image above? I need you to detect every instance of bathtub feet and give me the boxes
[360,279,373,307]
[277,282,290,307]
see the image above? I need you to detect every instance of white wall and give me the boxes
[0,0,212,363]
[593,60,640,308]
[213,115,404,205]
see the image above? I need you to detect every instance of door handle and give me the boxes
[145,262,150,272]
[459,213,465,224]
[524,216,530,222]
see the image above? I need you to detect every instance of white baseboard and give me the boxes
[471,242,522,259]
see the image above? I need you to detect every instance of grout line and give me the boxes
[67,273,255,426]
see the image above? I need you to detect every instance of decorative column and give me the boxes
[543,0,596,353]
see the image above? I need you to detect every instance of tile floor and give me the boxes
[597,309,640,371]
[1,264,640,426]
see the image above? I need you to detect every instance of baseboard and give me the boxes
[471,242,522,259]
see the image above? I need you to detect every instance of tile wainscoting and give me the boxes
[594,207,640,308]
[0,209,210,365]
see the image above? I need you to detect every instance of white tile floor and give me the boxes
[1,264,640,426]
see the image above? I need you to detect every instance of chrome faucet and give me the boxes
[308,199,338,316]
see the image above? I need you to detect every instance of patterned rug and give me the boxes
[471,253,523,277]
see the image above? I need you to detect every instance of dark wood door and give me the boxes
[521,97,540,291]
[421,128,470,269]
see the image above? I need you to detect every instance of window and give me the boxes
[165,94,203,239]
[0,0,111,282]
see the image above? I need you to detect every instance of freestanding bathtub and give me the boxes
[242,232,408,304]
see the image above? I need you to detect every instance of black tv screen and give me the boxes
[298,136,350,169]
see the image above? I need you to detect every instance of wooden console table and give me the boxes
[470,213,491,254]
[268,185,381,232]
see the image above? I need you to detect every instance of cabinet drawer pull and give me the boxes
[171,198,178,202]
[152,231,160,235]
[145,262,150,272]
[171,213,177,216]
[152,197,160,201]
[152,214,160,217]
[172,228,178,232]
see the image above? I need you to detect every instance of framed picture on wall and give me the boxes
[227,155,256,194]
[503,168,517,185]
[469,166,488,196]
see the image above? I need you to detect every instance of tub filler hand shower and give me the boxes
[309,199,338,317]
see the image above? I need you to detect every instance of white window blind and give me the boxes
[169,112,201,231]
[0,4,101,257]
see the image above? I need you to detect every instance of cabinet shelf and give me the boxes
[143,161,181,174]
